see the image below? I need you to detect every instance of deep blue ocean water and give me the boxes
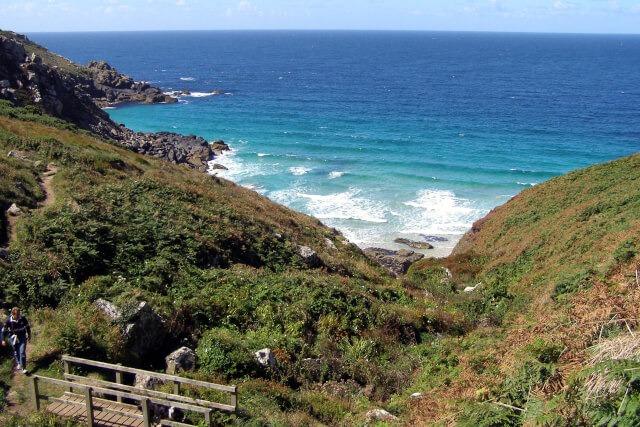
[28,31,640,255]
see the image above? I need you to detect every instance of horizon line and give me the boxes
[10,28,640,37]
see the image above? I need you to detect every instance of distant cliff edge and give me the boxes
[0,31,226,172]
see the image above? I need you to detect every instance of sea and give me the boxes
[27,31,640,257]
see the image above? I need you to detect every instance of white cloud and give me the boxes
[7,1,36,12]
[226,0,261,17]
[553,1,576,10]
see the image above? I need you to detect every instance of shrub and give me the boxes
[37,304,125,361]
[196,327,257,379]
[613,238,640,263]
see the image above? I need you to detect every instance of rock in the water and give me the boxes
[363,247,424,277]
[394,237,434,250]
[421,234,449,242]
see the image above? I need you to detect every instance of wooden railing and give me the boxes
[30,355,237,427]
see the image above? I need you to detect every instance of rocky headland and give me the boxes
[0,31,226,172]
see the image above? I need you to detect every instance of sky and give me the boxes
[2,0,640,34]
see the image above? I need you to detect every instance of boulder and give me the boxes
[464,282,482,293]
[366,409,399,423]
[324,237,337,250]
[363,247,424,277]
[134,373,165,390]
[94,299,167,359]
[165,347,196,374]
[94,298,122,319]
[123,302,167,357]
[295,245,322,268]
[6,203,23,216]
[255,348,277,368]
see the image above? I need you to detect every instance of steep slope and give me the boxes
[0,104,426,425]
[406,154,640,425]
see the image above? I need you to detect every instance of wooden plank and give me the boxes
[53,392,144,420]
[47,398,145,427]
[62,355,237,393]
[65,373,236,412]
[158,419,194,427]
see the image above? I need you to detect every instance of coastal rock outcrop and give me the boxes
[86,60,177,107]
[394,237,434,250]
[0,32,223,172]
[363,247,424,277]
[94,298,167,360]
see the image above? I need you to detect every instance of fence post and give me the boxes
[230,386,238,412]
[173,380,180,395]
[30,376,40,411]
[63,358,71,393]
[115,368,123,403]
[141,397,151,427]
[85,387,94,427]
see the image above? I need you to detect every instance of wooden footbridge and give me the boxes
[29,355,237,427]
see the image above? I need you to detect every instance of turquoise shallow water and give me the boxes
[29,31,640,255]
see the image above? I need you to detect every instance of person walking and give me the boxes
[1,307,31,374]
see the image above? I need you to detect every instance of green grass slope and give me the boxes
[406,153,640,425]
[0,102,433,425]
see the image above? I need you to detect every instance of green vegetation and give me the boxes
[1,89,639,425]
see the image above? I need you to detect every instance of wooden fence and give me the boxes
[29,354,237,427]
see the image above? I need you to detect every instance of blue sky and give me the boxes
[2,0,640,34]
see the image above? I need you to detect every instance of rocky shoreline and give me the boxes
[0,32,225,171]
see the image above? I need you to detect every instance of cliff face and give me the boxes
[0,33,119,138]
[0,32,221,172]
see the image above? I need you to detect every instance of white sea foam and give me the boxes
[269,188,387,224]
[290,166,311,176]
[301,190,388,223]
[402,189,482,235]
[257,153,269,157]
[517,182,537,186]
[184,92,214,98]
[328,171,345,179]
[180,77,196,81]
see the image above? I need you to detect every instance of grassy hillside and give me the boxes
[406,154,640,425]
[0,101,426,425]
[1,97,639,425]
